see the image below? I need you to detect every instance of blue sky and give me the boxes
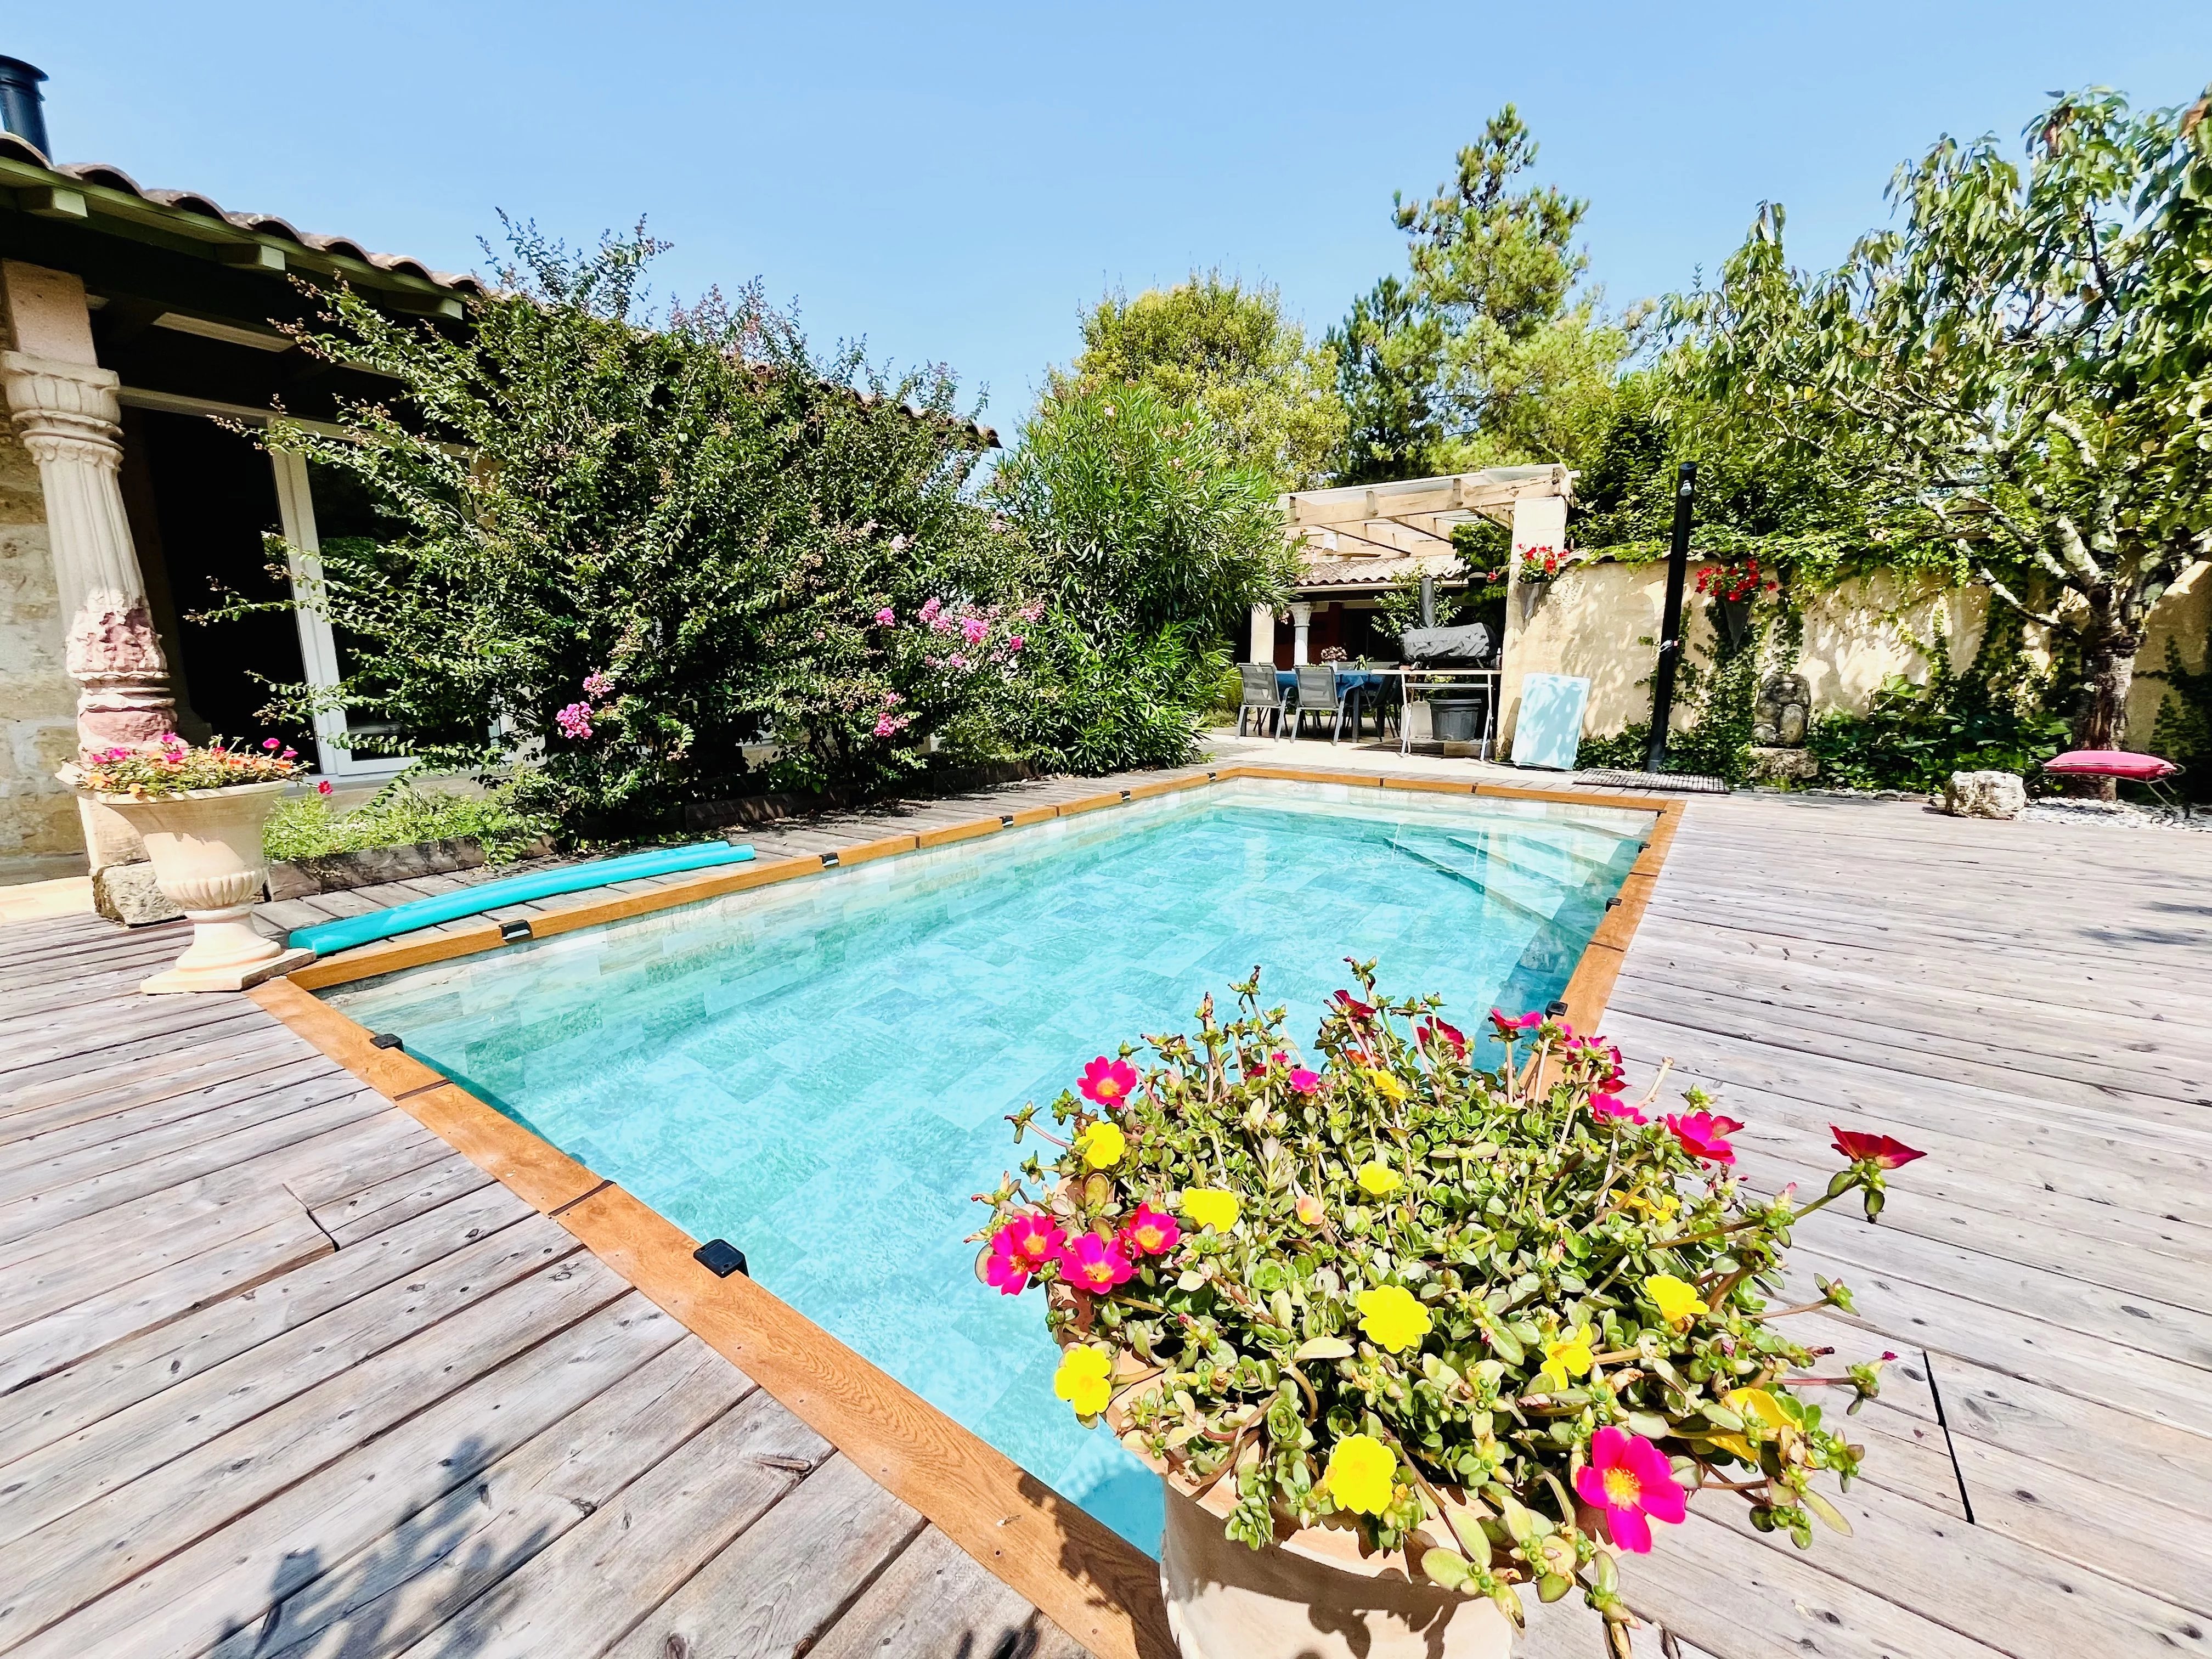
[12,4,2210,436]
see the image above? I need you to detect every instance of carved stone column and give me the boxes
[1289,601,1313,667]
[2,351,176,758]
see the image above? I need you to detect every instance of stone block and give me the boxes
[93,857,182,924]
[1750,746,1820,784]
[1944,770,2027,819]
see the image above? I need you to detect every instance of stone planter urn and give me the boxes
[1154,1469,1515,1659]
[92,781,312,994]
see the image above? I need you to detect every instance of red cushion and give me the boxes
[2042,749,2180,781]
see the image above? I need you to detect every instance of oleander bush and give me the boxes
[975,966,1914,1649]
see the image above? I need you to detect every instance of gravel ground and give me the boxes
[2018,797,2209,833]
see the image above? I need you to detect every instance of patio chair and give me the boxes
[1290,664,1347,743]
[1235,663,1285,737]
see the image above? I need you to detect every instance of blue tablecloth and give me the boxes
[1277,668,1387,696]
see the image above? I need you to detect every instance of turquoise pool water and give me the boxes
[327,781,1652,1553]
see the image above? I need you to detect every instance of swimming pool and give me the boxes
[325,780,1654,1553]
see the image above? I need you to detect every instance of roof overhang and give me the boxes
[1281,465,1572,592]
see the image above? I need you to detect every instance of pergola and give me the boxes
[1257,464,1572,663]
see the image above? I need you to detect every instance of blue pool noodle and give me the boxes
[286,840,757,958]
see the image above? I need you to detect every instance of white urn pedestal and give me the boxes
[93,782,314,994]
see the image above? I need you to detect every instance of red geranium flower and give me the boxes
[1830,1126,1926,1169]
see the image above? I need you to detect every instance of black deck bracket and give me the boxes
[1120,788,1132,802]
[499,919,533,943]
[1606,895,1623,910]
[1000,814,1014,828]
[694,1239,749,1278]
[819,851,840,867]
[370,1032,404,1051]
[1545,1000,1570,1017]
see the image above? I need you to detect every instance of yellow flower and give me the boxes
[1709,1386,1789,1462]
[1364,1068,1407,1101]
[1643,1273,1709,1327]
[1627,1187,1682,1223]
[1075,1121,1126,1170]
[1355,1161,1403,1198]
[1324,1432,1398,1515]
[1538,1324,1595,1390]
[1180,1188,1240,1231]
[1053,1345,1114,1417]
[1356,1284,1433,1352]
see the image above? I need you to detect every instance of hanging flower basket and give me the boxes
[1696,558,1779,651]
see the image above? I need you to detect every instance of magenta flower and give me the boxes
[919,597,943,624]
[961,615,989,645]
[1000,1211,1065,1268]
[874,607,897,626]
[1333,991,1376,1023]
[261,737,280,751]
[1573,1426,1686,1553]
[1666,1110,1745,1165]
[1119,1203,1180,1257]
[1488,1008,1544,1040]
[582,670,614,698]
[555,702,594,741]
[280,746,297,760]
[1079,1056,1139,1109]
[1007,634,1024,652]
[316,780,334,795]
[1590,1092,1646,1125]
[1058,1231,1136,1293]
[985,1231,1035,1295]
[872,716,899,738]
[1288,1067,1322,1095]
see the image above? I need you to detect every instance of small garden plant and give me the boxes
[262,780,553,864]
[76,735,318,798]
[974,966,1915,1652]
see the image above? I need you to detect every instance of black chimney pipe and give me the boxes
[1643,461,1697,775]
[0,57,49,159]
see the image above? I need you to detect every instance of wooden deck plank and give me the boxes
[802,1525,1091,1659]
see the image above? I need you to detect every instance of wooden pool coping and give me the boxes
[249,764,1684,1659]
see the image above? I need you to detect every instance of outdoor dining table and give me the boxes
[1276,667,1393,738]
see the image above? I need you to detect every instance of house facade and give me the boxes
[0,75,479,890]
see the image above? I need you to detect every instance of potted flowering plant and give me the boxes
[975,966,1912,1659]
[1511,546,1570,623]
[66,735,325,992]
[1694,558,1780,650]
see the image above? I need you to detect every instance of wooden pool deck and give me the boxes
[3,764,2208,1657]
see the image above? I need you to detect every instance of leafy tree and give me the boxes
[1681,86,2212,772]
[1327,274,1447,483]
[258,223,1026,830]
[1056,273,1346,490]
[990,384,1296,766]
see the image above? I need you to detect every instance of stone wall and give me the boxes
[1498,552,2207,752]
[0,411,76,860]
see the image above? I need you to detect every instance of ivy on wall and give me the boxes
[2149,640,2212,803]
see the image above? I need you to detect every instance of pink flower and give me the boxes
[1119,1203,1180,1256]
[985,1231,1035,1295]
[1333,991,1376,1023]
[582,670,614,698]
[873,716,900,738]
[262,737,280,751]
[1079,1056,1138,1109]
[1058,1231,1136,1293]
[918,597,943,624]
[1007,635,1024,652]
[1489,1008,1544,1040]
[1018,601,1044,624]
[280,747,297,760]
[316,780,334,795]
[962,615,989,645]
[1000,1211,1065,1267]
[881,691,903,707]
[555,702,594,741]
[1830,1126,1926,1169]
[945,653,968,670]
[1288,1067,1322,1095]
[1666,1110,1745,1165]
[874,607,898,626]
[1590,1093,1646,1125]
[1573,1426,1686,1553]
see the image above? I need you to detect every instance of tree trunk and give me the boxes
[2069,589,2144,803]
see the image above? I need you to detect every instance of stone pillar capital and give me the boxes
[2,350,124,469]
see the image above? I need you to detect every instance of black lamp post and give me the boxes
[1643,462,1697,775]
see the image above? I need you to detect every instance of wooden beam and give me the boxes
[19,186,87,220]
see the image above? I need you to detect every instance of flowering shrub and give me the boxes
[1694,557,1780,604]
[1514,545,1569,585]
[975,966,1911,1646]
[75,735,318,798]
